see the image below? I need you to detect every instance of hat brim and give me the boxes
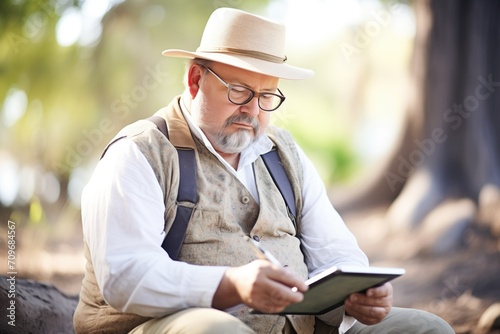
[162,49,314,80]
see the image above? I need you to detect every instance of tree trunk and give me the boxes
[385,0,500,233]
[333,0,431,212]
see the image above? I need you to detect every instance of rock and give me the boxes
[0,275,78,334]
[478,184,500,238]
[418,198,476,255]
[475,302,500,334]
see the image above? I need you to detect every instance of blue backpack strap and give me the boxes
[161,149,197,260]
[261,149,297,229]
[147,116,197,260]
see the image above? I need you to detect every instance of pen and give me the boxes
[245,236,283,266]
[245,236,301,293]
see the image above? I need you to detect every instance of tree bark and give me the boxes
[385,0,500,231]
[333,0,432,212]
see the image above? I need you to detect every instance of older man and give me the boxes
[74,7,454,334]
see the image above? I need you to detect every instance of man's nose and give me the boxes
[240,96,260,117]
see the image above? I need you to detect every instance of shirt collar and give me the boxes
[179,97,274,172]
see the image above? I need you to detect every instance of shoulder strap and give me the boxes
[146,116,197,260]
[162,149,197,259]
[261,149,297,226]
[147,115,168,138]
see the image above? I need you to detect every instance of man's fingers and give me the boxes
[252,267,305,313]
[257,290,302,313]
[366,282,393,298]
[345,300,391,325]
[268,279,304,303]
[267,264,309,293]
[348,293,392,307]
[344,282,393,325]
[251,283,304,313]
[228,260,307,313]
[348,282,393,307]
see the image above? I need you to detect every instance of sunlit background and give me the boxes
[4,3,500,332]
[0,0,413,290]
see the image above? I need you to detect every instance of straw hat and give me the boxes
[162,7,314,80]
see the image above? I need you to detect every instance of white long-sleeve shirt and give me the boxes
[81,105,368,332]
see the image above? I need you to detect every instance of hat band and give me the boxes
[198,47,287,64]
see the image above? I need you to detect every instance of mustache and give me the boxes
[224,115,260,133]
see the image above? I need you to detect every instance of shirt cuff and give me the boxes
[316,307,357,333]
[339,314,357,334]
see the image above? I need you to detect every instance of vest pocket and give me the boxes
[180,209,223,265]
[183,208,221,242]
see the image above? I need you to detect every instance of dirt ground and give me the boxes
[343,205,500,334]
[2,204,499,333]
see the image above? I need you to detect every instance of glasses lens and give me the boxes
[228,85,253,104]
[258,93,283,111]
[227,84,285,111]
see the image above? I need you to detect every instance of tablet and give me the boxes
[264,266,405,315]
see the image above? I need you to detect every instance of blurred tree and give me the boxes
[1,0,88,168]
[0,0,85,225]
[347,0,500,239]
[92,0,270,140]
[0,0,268,224]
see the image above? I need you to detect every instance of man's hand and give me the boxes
[212,260,308,313]
[344,282,393,325]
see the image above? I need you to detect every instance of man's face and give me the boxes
[189,63,279,154]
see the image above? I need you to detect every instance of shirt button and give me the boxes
[252,235,260,242]
[241,196,250,204]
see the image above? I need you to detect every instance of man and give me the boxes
[74,7,454,334]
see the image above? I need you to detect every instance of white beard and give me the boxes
[195,97,262,154]
[212,129,255,154]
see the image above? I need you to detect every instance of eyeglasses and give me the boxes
[202,66,286,112]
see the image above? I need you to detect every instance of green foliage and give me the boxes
[0,0,277,219]
[1,0,270,174]
[284,119,358,185]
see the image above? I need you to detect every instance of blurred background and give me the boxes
[1,0,499,333]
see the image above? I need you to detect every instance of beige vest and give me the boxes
[74,97,314,333]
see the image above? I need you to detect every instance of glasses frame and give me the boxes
[201,66,286,112]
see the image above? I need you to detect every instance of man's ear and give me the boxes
[187,64,203,98]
